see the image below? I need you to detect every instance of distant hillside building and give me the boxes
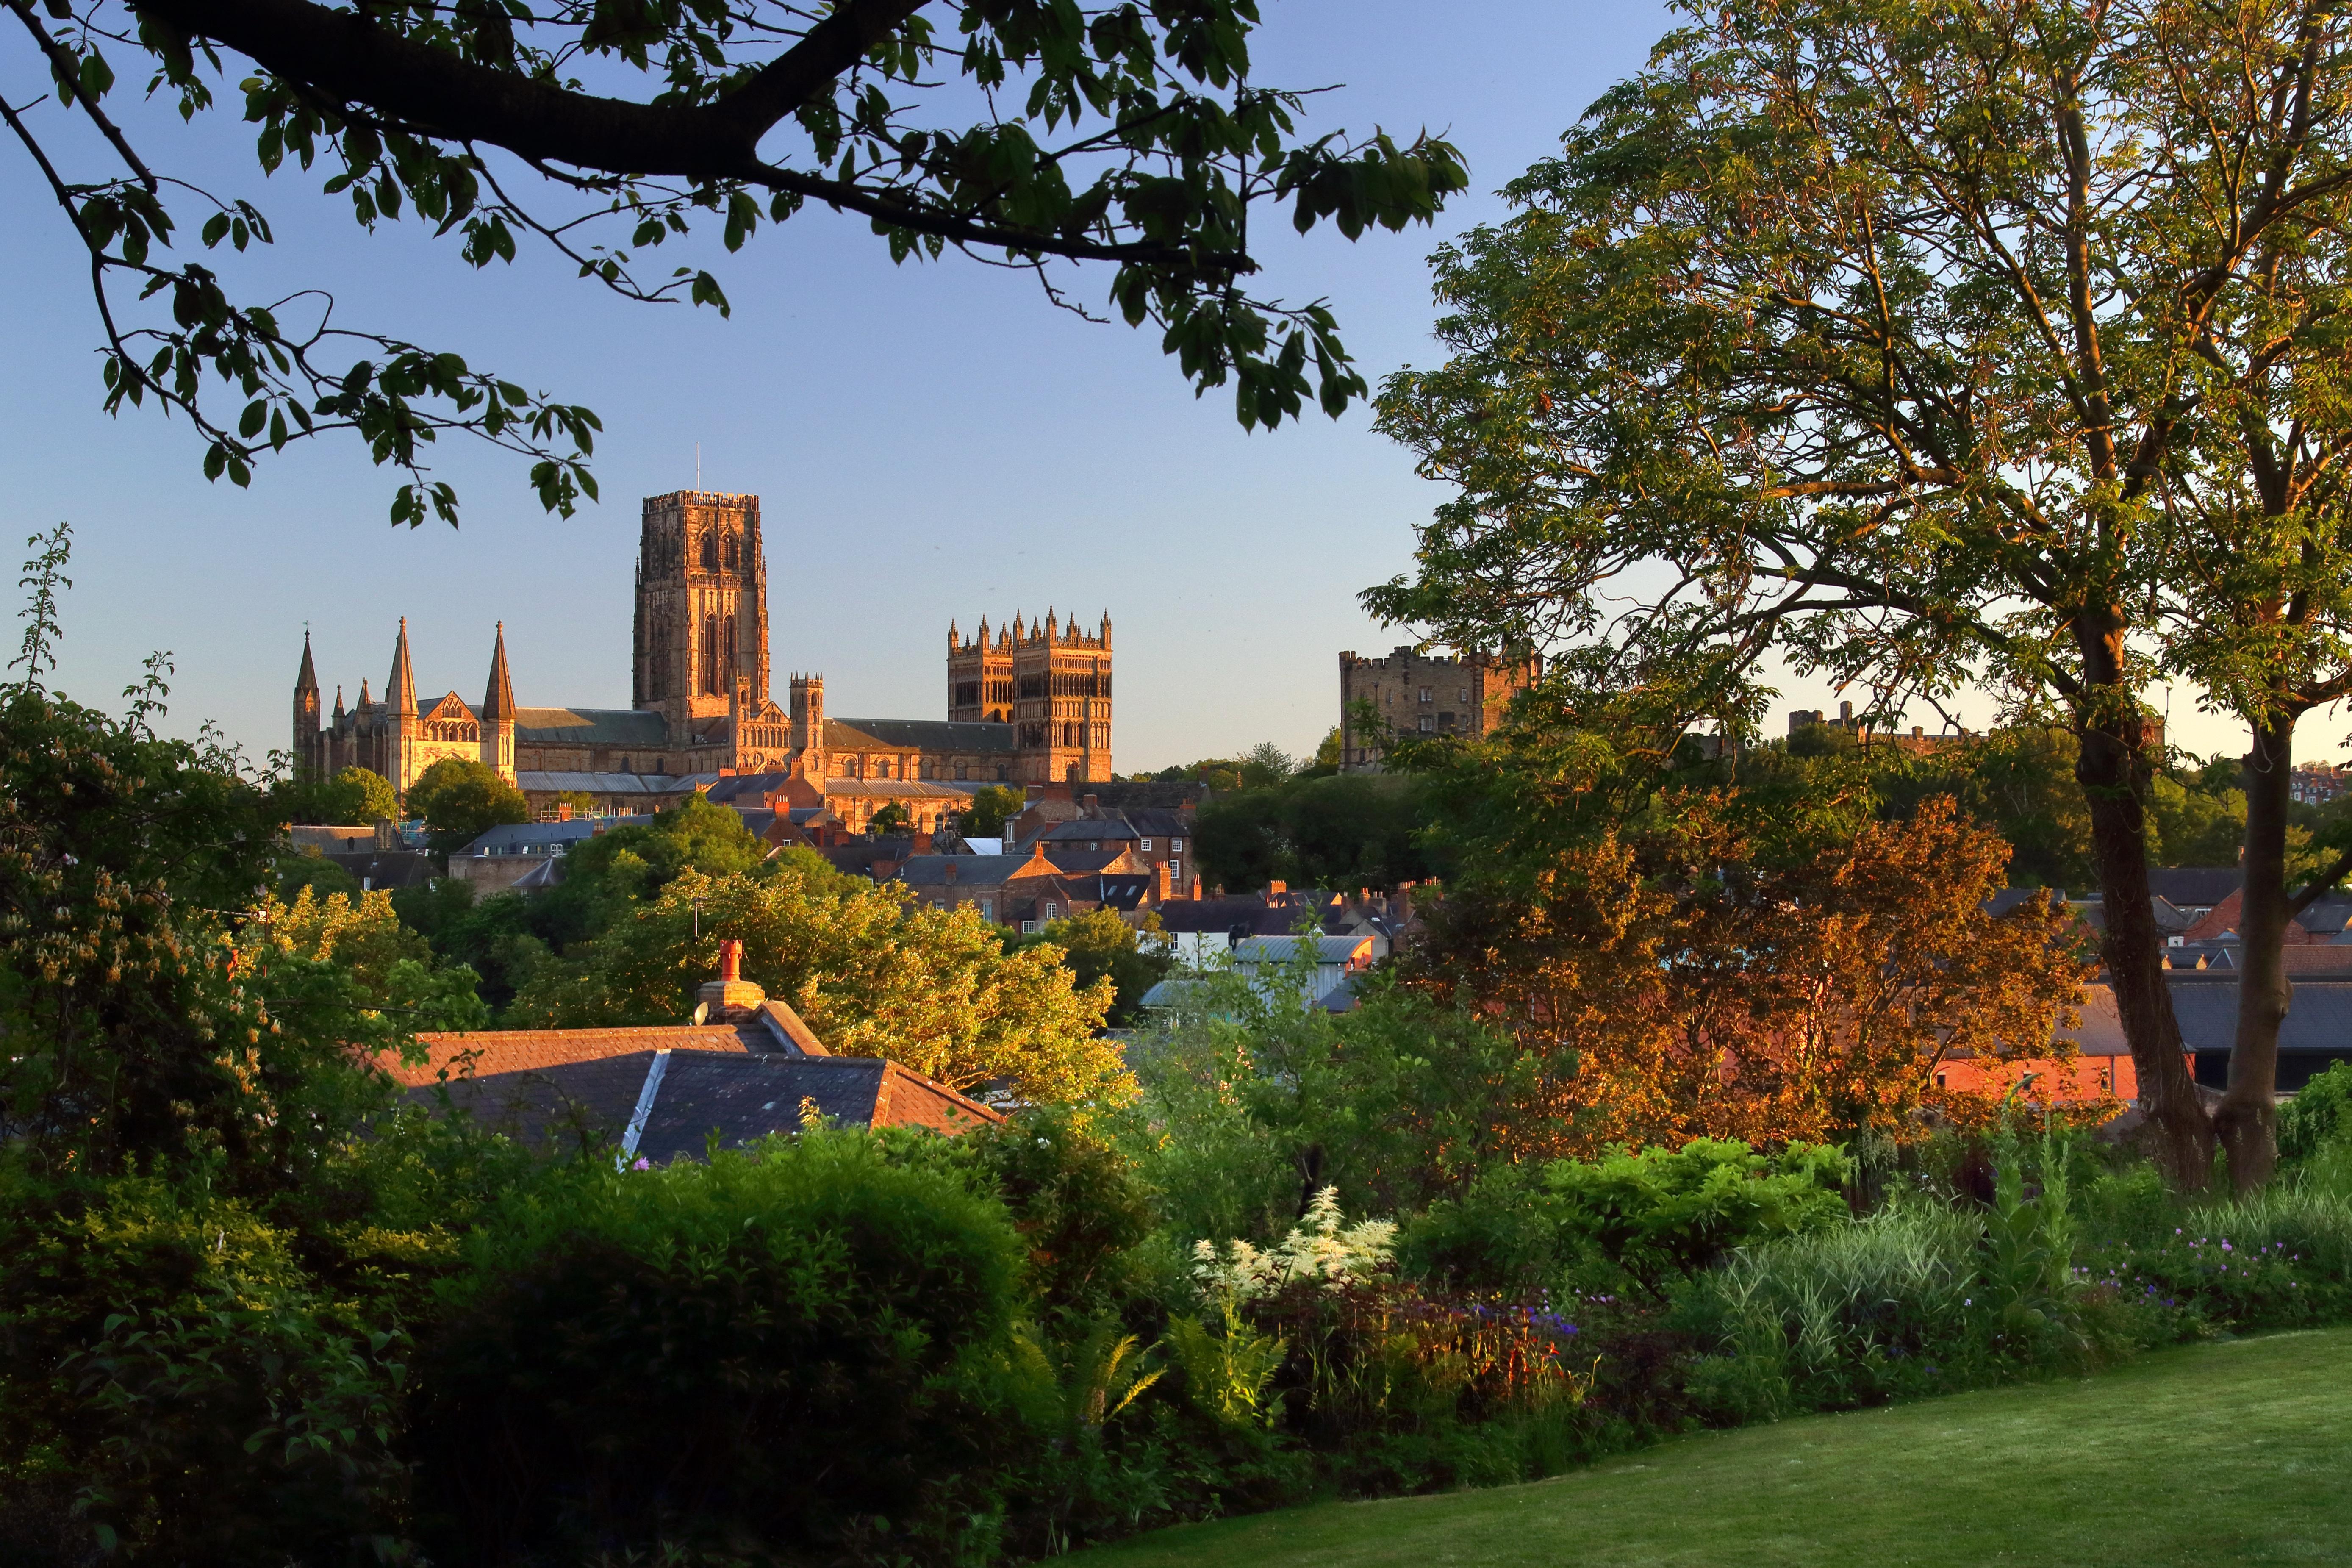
[1337,645,1539,772]
[294,490,1115,809]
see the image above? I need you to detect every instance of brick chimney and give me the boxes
[1082,793,1100,819]
[913,829,934,854]
[1154,860,1173,904]
[1266,880,1287,898]
[696,938,767,1023]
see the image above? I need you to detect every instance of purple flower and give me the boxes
[632,1156,651,1171]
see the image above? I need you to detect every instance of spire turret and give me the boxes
[295,631,319,696]
[388,618,417,716]
[482,621,515,722]
[333,685,345,719]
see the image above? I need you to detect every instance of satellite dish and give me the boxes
[692,1002,710,1025]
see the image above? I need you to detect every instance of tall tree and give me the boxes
[1371,0,2352,1187]
[6,0,1465,522]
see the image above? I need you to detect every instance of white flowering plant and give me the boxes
[1192,1187,1398,1304]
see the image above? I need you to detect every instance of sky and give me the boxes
[0,0,2285,774]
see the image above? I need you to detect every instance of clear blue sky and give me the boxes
[0,0,2266,772]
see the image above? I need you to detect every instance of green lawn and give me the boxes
[1073,1329,2352,1568]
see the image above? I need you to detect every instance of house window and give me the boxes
[1021,919,1039,935]
[1418,716,1436,733]
[932,899,947,911]
[1171,838,1184,852]
[1459,687,1470,703]
[1045,902,1061,919]
[1419,686,1432,703]
[980,898,995,920]
[1935,1072,1947,1089]
[1139,838,1153,852]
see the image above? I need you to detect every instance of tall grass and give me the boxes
[1678,1137,2352,1427]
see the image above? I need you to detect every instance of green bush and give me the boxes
[0,1168,411,1566]
[1403,1140,1851,1298]
[2280,1062,2352,1167]
[408,1131,1028,1565]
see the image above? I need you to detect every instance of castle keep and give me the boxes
[1337,645,1539,771]
[295,490,1114,812]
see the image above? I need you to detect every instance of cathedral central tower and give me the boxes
[633,491,768,729]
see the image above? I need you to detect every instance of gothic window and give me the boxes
[701,615,721,694]
[724,532,739,570]
[721,614,737,685]
[699,531,719,572]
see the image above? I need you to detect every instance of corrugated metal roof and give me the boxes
[1234,935,1375,964]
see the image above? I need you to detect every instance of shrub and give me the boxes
[408,1132,1027,1565]
[1403,1139,1851,1298]
[0,1168,411,1566]
[2280,1062,2352,1167]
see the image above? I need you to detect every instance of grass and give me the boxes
[1073,1328,2352,1567]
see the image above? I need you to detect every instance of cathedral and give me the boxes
[294,490,1115,809]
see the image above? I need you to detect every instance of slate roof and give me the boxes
[632,1053,998,1161]
[2299,898,2352,937]
[2169,979,2352,1053]
[1155,895,1330,936]
[830,717,1017,753]
[383,1002,999,1157]
[319,849,437,889]
[1035,847,1130,874]
[1094,874,1154,911]
[2144,867,2243,908]
[2166,946,2352,977]
[691,772,785,805]
[457,816,656,856]
[516,771,683,797]
[896,852,1057,886]
[2046,976,2352,1058]
[512,706,672,748]
[1035,818,1143,844]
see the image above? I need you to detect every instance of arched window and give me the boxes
[720,614,737,687]
[701,615,720,694]
[723,531,739,571]
[699,531,719,571]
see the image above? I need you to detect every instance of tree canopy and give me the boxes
[404,755,530,854]
[277,763,399,825]
[1369,0,2352,1187]
[511,853,1130,1105]
[9,0,1466,522]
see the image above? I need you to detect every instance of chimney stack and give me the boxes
[696,938,766,1023]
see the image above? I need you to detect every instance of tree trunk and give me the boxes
[2072,625,2213,1188]
[2217,717,2293,1192]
